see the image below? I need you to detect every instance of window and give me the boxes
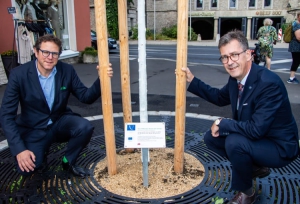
[197,0,203,8]
[249,0,255,7]
[230,0,236,8]
[264,0,271,7]
[211,0,218,8]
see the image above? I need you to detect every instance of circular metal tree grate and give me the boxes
[0,115,299,203]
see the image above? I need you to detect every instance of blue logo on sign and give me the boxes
[127,125,135,131]
[128,137,133,140]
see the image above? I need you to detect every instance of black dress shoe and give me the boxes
[62,162,87,178]
[228,191,257,204]
[252,167,270,179]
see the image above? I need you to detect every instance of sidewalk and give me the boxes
[128,39,289,49]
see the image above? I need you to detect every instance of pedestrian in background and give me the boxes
[181,30,299,204]
[287,13,300,84]
[256,18,277,70]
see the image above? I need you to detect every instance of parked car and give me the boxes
[91,30,118,50]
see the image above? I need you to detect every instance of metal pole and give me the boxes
[138,0,149,187]
[189,0,191,41]
[154,0,156,40]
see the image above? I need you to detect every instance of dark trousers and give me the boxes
[204,130,293,191]
[290,52,300,72]
[17,114,93,176]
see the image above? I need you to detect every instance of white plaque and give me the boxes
[124,122,166,148]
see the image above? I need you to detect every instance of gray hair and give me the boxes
[263,18,273,26]
[218,30,249,50]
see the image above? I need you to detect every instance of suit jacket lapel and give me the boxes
[53,61,62,110]
[237,64,259,118]
[28,60,50,112]
[229,77,239,119]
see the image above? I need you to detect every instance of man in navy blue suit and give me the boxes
[0,35,113,178]
[181,30,299,204]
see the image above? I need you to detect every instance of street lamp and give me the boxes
[287,3,291,10]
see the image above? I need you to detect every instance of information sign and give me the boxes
[124,122,166,148]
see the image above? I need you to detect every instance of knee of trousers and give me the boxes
[225,134,250,156]
[75,120,94,141]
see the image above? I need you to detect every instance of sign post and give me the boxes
[125,122,166,187]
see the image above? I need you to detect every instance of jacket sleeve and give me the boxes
[218,80,285,140]
[187,77,231,107]
[0,69,27,156]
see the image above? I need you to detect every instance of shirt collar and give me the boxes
[237,68,251,86]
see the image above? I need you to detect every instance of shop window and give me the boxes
[230,0,236,8]
[264,0,271,7]
[13,0,70,51]
[211,0,218,8]
[197,0,203,8]
[249,0,255,7]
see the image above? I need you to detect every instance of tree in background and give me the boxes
[106,0,134,40]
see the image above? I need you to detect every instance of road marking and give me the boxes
[271,59,292,64]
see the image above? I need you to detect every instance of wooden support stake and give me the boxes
[174,0,188,173]
[118,0,134,153]
[94,0,117,175]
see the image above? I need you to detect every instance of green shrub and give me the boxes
[1,50,17,56]
[131,24,198,41]
[161,25,177,39]
[130,26,138,40]
[130,27,153,40]
[188,27,198,41]
[82,47,98,57]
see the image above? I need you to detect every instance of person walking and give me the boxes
[0,35,113,178]
[256,18,277,70]
[287,13,300,84]
[181,30,299,204]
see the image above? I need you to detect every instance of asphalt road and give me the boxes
[122,44,294,73]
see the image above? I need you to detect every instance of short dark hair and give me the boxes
[218,30,249,51]
[34,34,62,54]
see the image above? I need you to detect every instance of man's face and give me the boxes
[219,39,252,81]
[34,41,60,73]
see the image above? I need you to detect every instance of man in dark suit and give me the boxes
[0,35,113,178]
[181,30,299,204]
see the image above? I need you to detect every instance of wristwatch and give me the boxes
[215,118,222,126]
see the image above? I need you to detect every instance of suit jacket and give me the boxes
[0,60,100,156]
[188,63,299,159]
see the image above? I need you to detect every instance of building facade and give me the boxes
[143,0,299,40]
[0,0,91,62]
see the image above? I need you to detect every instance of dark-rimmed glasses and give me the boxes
[38,49,60,59]
[219,50,247,64]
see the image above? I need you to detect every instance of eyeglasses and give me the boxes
[219,50,247,64]
[38,49,60,59]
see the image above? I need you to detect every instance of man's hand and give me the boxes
[96,63,113,77]
[181,67,194,83]
[16,150,36,172]
[211,122,220,137]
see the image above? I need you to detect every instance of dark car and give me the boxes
[91,30,118,50]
